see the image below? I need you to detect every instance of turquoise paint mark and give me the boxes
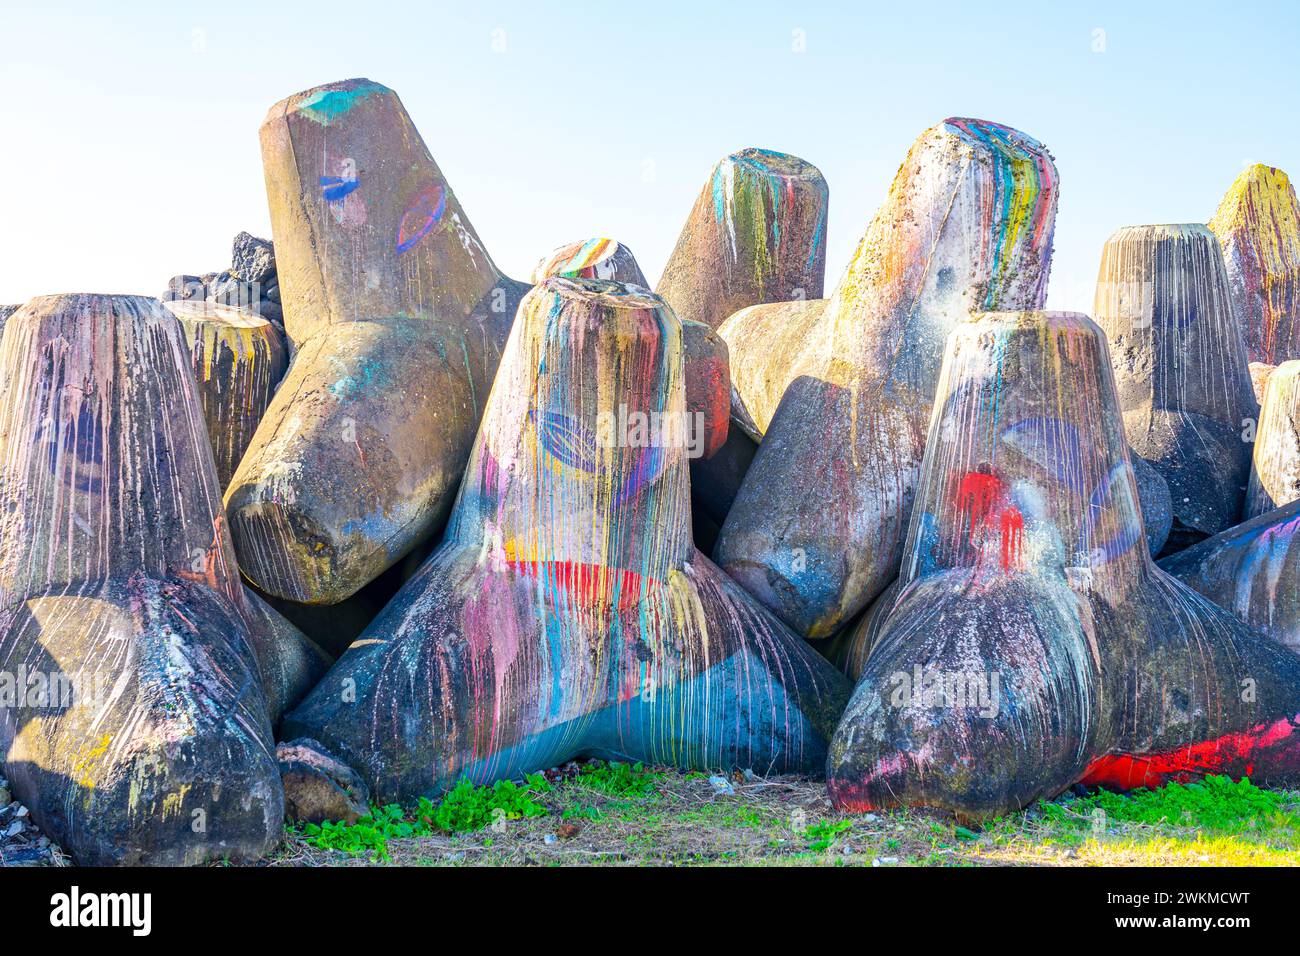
[711,164,728,224]
[329,356,385,399]
[297,82,385,125]
[807,201,827,271]
[768,177,782,251]
[915,512,941,575]
[445,644,821,793]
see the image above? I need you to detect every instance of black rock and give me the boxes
[210,274,257,309]
[277,738,370,824]
[161,275,205,302]
[255,299,283,327]
[232,231,276,285]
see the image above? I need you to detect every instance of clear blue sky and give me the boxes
[2,0,1296,313]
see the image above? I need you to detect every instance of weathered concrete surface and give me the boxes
[1250,361,1278,404]
[657,148,828,331]
[283,278,849,803]
[1246,359,1300,517]
[715,119,1059,639]
[0,294,288,865]
[251,584,380,659]
[831,450,1169,686]
[824,579,899,684]
[532,239,729,461]
[1131,451,1174,555]
[163,299,288,488]
[1161,498,1300,656]
[1208,164,1300,366]
[827,311,1300,821]
[1094,224,1257,549]
[690,427,758,529]
[680,321,730,462]
[654,149,826,524]
[226,79,527,605]
[240,585,332,723]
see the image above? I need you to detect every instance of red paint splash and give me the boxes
[956,472,1004,530]
[508,559,660,612]
[686,357,729,459]
[951,471,1024,571]
[999,507,1024,571]
[1082,714,1300,789]
[176,513,237,599]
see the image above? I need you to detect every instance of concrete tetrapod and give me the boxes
[226,79,528,605]
[1161,498,1300,656]
[832,445,1175,685]
[0,295,324,865]
[1208,164,1300,367]
[1246,360,1300,518]
[163,299,289,489]
[715,118,1060,638]
[532,238,728,461]
[283,278,850,802]
[657,148,828,332]
[655,148,829,530]
[827,311,1300,820]
[531,238,648,286]
[1250,362,1279,405]
[1094,224,1257,549]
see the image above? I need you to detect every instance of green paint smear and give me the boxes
[297,82,385,125]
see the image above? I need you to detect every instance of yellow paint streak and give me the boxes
[71,733,113,790]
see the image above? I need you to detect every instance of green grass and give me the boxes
[572,761,663,796]
[295,772,552,861]
[279,769,1300,867]
[428,774,552,833]
[1040,776,1295,832]
[298,804,426,863]
[803,819,853,852]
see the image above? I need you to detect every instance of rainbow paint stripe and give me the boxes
[710,148,828,287]
[943,118,1057,310]
[534,238,619,279]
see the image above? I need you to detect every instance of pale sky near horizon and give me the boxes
[1,0,1296,312]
